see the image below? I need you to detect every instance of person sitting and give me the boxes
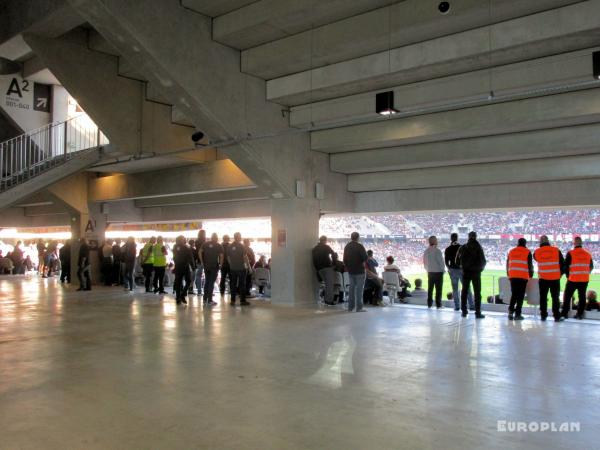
[365,250,384,306]
[411,278,427,299]
[332,252,345,303]
[586,290,599,311]
[253,255,269,295]
[0,255,14,274]
[383,256,410,302]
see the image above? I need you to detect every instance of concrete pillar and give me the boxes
[70,203,106,285]
[270,198,320,306]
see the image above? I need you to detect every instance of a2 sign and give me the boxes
[5,77,51,113]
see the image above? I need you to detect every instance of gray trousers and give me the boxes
[449,267,473,309]
[348,273,366,312]
[318,267,336,304]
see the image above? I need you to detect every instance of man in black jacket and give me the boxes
[173,235,194,304]
[59,240,71,284]
[312,235,336,305]
[456,231,486,319]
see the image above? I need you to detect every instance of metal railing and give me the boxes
[0,115,108,192]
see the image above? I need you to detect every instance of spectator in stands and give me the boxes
[423,236,445,309]
[227,232,250,306]
[140,237,156,293]
[173,235,194,305]
[506,238,534,321]
[343,232,368,312]
[457,231,486,319]
[219,235,231,296]
[445,233,474,311]
[534,235,564,322]
[412,278,426,298]
[561,236,594,320]
[312,236,336,305]
[244,238,256,297]
[122,237,137,292]
[59,240,71,284]
[383,256,410,300]
[586,290,599,311]
[152,236,168,294]
[77,237,91,291]
[365,250,384,306]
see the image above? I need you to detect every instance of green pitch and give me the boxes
[405,270,600,304]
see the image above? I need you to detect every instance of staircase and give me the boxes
[0,115,107,209]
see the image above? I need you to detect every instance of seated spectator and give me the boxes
[254,255,269,269]
[411,278,427,298]
[0,255,14,274]
[586,290,599,311]
[383,256,401,273]
[365,250,384,306]
[24,255,33,272]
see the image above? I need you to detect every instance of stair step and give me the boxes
[118,58,147,82]
[172,107,194,127]
[146,83,170,105]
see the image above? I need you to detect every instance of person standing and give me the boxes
[561,236,594,320]
[173,235,194,304]
[100,240,113,286]
[445,233,474,311]
[312,235,336,305]
[219,234,231,295]
[112,240,123,286]
[423,236,445,309]
[227,233,250,306]
[200,233,223,307]
[534,235,564,322]
[10,241,24,275]
[506,238,534,321]
[343,232,368,312]
[152,236,168,294]
[243,238,256,297]
[36,239,46,275]
[77,237,92,291]
[456,231,486,319]
[122,237,137,292]
[140,237,156,293]
[59,240,71,283]
[194,230,206,295]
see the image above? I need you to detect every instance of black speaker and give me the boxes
[376,91,397,115]
[594,51,600,80]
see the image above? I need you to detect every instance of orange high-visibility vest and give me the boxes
[534,246,561,281]
[568,247,592,282]
[508,246,531,280]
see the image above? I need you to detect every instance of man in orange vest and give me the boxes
[534,235,565,322]
[561,236,594,320]
[506,238,534,321]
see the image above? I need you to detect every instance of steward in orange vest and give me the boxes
[534,235,564,322]
[561,237,594,320]
[506,238,534,320]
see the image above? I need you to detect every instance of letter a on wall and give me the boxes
[85,219,96,233]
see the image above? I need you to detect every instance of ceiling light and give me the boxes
[376,91,399,116]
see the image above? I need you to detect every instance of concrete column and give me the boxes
[270,198,320,306]
[70,203,106,285]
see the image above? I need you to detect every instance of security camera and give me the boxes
[438,2,450,14]
[191,131,205,145]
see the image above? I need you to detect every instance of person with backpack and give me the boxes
[456,231,486,319]
[140,237,156,293]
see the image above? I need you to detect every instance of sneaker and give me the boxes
[475,314,485,319]
[556,317,565,322]
[454,307,460,311]
[240,300,251,306]
[469,307,476,311]
[181,298,188,304]
[436,306,443,309]
[461,312,468,318]
[514,315,525,321]
[574,314,583,320]
[508,313,514,320]
[541,317,547,322]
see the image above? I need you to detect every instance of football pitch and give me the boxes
[405,269,600,303]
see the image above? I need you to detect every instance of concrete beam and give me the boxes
[88,160,255,202]
[243,0,581,80]
[134,188,269,208]
[0,207,70,227]
[311,88,600,153]
[348,154,600,192]
[214,0,398,50]
[292,48,598,129]
[181,0,256,18]
[331,123,600,173]
[355,178,600,213]
[267,1,600,105]
[140,200,272,223]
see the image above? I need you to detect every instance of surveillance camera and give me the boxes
[191,131,205,143]
[438,2,450,14]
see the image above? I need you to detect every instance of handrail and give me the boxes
[0,115,109,192]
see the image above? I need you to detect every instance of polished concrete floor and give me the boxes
[1,275,598,450]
